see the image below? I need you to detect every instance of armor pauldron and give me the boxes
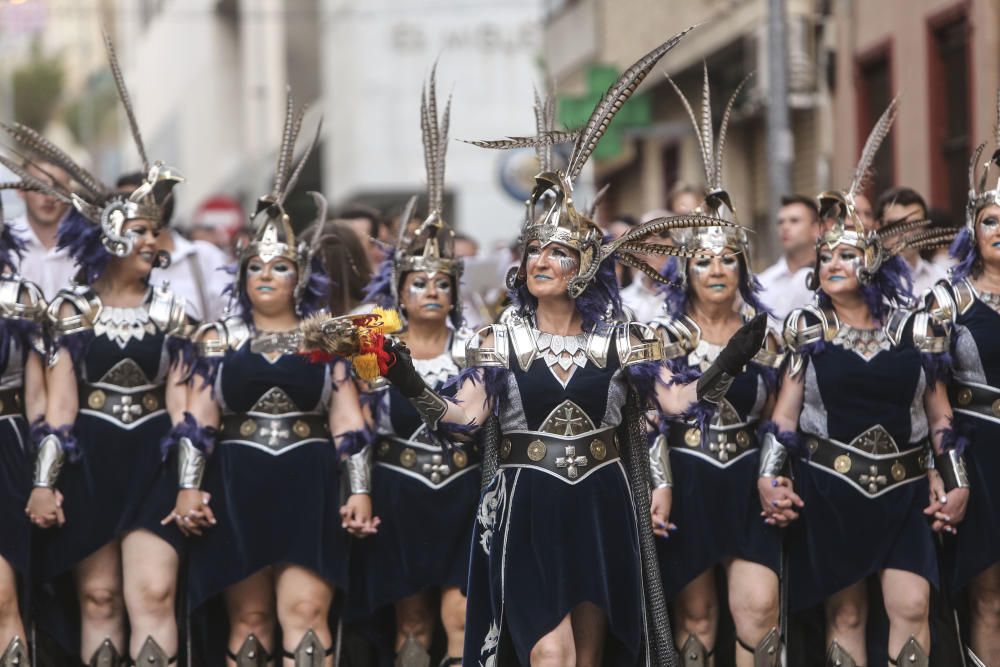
[680,635,711,666]
[0,636,27,667]
[395,635,430,667]
[0,277,46,323]
[883,307,912,346]
[88,638,123,667]
[148,283,190,336]
[346,444,373,494]
[617,321,664,367]
[230,633,269,667]
[286,629,331,667]
[195,316,251,357]
[33,433,64,488]
[910,311,949,354]
[758,432,788,478]
[177,436,206,489]
[465,324,509,368]
[936,449,970,491]
[648,433,673,488]
[46,286,101,337]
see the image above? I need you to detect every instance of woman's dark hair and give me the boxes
[303,221,372,315]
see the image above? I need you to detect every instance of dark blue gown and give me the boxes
[463,316,657,667]
[350,341,480,617]
[784,306,939,612]
[932,278,1000,592]
[653,319,781,600]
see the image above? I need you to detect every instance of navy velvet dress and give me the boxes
[463,316,656,667]
[653,320,781,600]
[38,286,188,582]
[350,341,480,617]
[784,307,938,612]
[933,278,1000,592]
[188,328,349,613]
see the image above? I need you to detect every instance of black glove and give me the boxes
[696,313,768,403]
[383,338,428,398]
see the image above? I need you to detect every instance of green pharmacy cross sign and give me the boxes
[557,63,653,160]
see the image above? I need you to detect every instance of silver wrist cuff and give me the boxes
[758,432,788,478]
[410,386,449,431]
[177,436,207,490]
[935,449,970,491]
[33,434,65,488]
[346,444,373,494]
[649,433,673,488]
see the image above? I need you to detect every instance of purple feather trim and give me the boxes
[0,224,26,270]
[57,208,110,283]
[574,259,623,327]
[921,351,952,388]
[624,359,665,404]
[30,419,80,463]
[665,360,700,387]
[298,258,330,318]
[937,424,970,456]
[362,252,397,309]
[675,400,716,446]
[949,226,976,281]
[0,317,40,371]
[159,412,218,460]
[327,357,353,391]
[758,363,779,395]
[57,330,93,369]
[335,426,375,456]
[166,335,195,372]
[188,354,222,391]
[450,365,508,415]
[757,419,805,458]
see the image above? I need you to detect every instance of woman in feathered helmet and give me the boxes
[7,32,190,667]
[758,98,964,666]
[165,94,370,666]
[374,28,771,667]
[346,68,479,667]
[926,90,1000,666]
[647,67,785,666]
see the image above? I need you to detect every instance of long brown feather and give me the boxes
[969,142,986,195]
[875,217,930,240]
[434,93,451,214]
[281,118,322,205]
[1,122,105,197]
[419,86,435,215]
[699,63,716,187]
[459,131,579,151]
[565,26,694,181]
[665,73,712,185]
[426,65,441,213]
[102,29,149,173]
[0,154,72,204]
[714,73,753,190]
[273,90,296,200]
[848,95,898,198]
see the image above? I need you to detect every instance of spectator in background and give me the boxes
[668,181,702,214]
[926,207,957,274]
[335,204,387,269]
[757,194,821,322]
[453,232,479,258]
[10,160,77,298]
[619,209,672,321]
[606,214,639,288]
[116,172,231,322]
[854,192,875,228]
[874,186,946,297]
[189,195,244,260]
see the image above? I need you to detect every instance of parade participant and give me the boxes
[10,33,189,666]
[167,94,371,667]
[758,99,965,667]
[926,90,1000,667]
[650,69,783,667]
[381,30,770,667]
[348,70,478,667]
[0,186,47,667]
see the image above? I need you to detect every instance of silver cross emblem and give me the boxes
[112,395,143,424]
[422,454,451,484]
[859,464,888,494]
[555,445,588,479]
[709,433,737,462]
[552,404,587,436]
[260,421,289,447]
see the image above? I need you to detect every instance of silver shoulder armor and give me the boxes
[782,306,832,377]
[616,321,664,367]
[0,275,46,323]
[466,323,510,369]
[884,307,913,346]
[910,310,950,354]
[649,315,697,362]
[450,326,475,369]
[46,286,101,336]
[926,278,973,327]
[194,316,251,358]
[753,329,785,369]
[148,283,190,335]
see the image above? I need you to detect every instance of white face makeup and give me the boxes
[818,244,862,294]
[976,204,1000,269]
[246,256,298,311]
[688,251,740,306]
[525,241,580,299]
[400,270,453,323]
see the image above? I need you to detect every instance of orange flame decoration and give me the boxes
[299,307,402,381]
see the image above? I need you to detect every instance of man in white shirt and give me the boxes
[117,172,231,322]
[620,209,673,322]
[757,195,821,322]
[10,160,78,299]
[874,187,947,299]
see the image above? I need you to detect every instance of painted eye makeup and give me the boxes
[247,262,264,274]
[721,256,738,267]
[434,279,452,293]
[981,216,1000,229]
[819,252,834,264]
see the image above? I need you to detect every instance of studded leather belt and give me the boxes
[221,413,329,453]
[666,420,758,464]
[951,382,1000,420]
[375,437,481,486]
[80,383,165,427]
[500,427,619,483]
[0,388,22,418]
[801,433,929,496]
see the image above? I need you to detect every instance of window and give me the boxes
[856,48,894,200]
[928,13,970,224]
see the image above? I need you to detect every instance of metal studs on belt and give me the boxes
[735,430,750,448]
[240,419,257,436]
[833,454,852,473]
[377,441,390,456]
[500,439,512,460]
[142,393,159,411]
[891,461,906,481]
[452,450,468,468]
[589,439,607,461]
[88,390,107,409]
[684,428,701,447]
[992,399,1000,417]
[293,420,311,438]
[400,448,417,468]
[527,440,547,461]
[956,388,973,406]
